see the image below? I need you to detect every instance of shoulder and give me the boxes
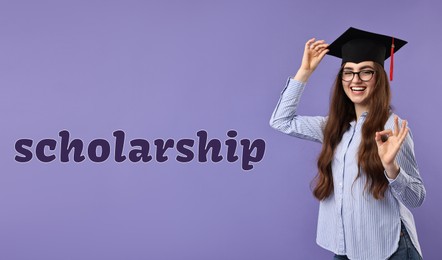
[385,113,408,129]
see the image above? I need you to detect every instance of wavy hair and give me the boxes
[313,62,391,200]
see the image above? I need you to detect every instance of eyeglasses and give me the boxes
[341,70,375,82]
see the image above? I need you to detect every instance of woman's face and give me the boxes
[341,61,376,110]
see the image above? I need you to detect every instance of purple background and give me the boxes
[1,1,441,259]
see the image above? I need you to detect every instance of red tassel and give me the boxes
[390,37,395,81]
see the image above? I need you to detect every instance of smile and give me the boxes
[350,87,366,92]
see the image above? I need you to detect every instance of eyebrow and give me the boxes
[343,65,375,71]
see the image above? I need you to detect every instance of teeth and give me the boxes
[351,87,365,91]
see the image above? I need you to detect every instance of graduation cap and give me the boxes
[327,27,407,81]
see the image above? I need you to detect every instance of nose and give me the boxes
[352,73,363,83]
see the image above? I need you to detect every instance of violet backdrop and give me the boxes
[1,0,441,259]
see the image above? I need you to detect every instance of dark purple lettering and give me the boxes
[197,130,222,162]
[129,139,152,162]
[88,139,110,162]
[240,139,265,170]
[15,139,33,162]
[36,139,56,162]
[176,139,194,162]
[59,130,85,162]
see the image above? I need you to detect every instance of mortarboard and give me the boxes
[327,27,407,81]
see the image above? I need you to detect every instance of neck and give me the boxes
[355,104,368,120]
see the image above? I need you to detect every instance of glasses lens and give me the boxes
[342,71,353,81]
[360,70,374,81]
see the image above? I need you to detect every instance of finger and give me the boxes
[310,40,325,49]
[374,132,382,146]
[399,127,409,144]
[398,120,408,141]
[317,48,330,60]
[305,38,316,50]
[375,132,384,146]
[305,38,316,47]
[396,128,409,149]
[314,44,330,53]
[394,116,399,136]
[376,129,393,142]
[375,131,391,144]
[376,129,393,136]
[314,43,329,49]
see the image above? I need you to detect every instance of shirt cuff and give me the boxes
[385,168,408,191]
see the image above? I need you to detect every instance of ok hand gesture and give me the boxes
[375,116,409,179]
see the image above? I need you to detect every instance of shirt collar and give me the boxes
[350,112,368,127]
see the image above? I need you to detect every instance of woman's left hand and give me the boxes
[375,116,409,179]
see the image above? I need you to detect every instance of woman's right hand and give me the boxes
[294,38,329,82]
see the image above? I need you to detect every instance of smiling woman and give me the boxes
[269,27,425,260]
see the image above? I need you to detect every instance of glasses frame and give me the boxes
[341,70,376,82]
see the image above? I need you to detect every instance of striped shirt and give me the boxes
[269,78,425,260]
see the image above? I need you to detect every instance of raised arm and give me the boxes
[269,39,329,143]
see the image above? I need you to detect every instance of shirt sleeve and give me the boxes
[269,77,327,143]
[385,126,426,208]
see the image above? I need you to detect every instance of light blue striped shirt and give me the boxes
[270,78,425,260]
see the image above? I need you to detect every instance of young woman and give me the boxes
[269,28,425,260]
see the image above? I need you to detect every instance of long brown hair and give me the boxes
[313,62,391,200]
